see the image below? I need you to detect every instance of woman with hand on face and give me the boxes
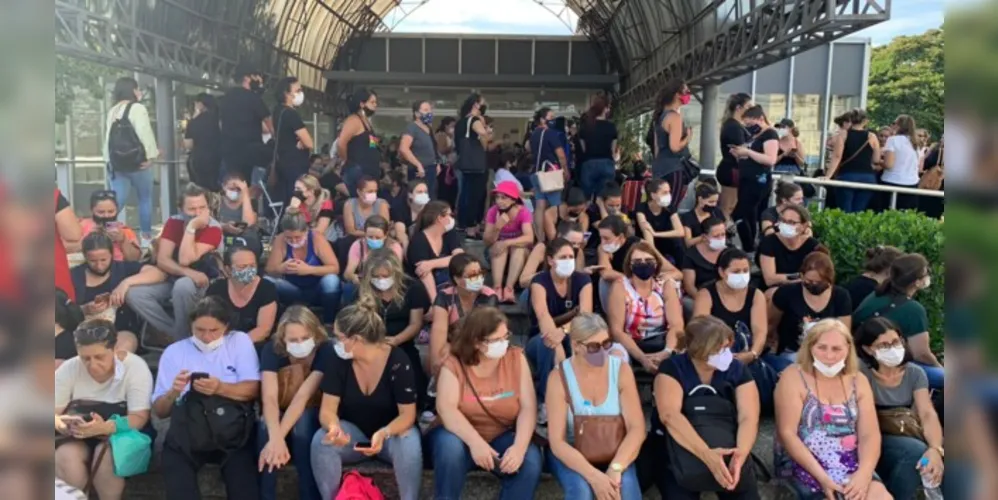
[652,316,762,499]
[288,174,334,236]
[545,313,645,500]
[399,100,439,198]
[484,181,535,304]
[343,176,391,239]
[431,307,543,500]
[265,209,342,325]
[680,181,723,248]
[73,190,141,262]
[757,204,821,292]
[310,299,423,500]
[217,173,258,237]
[206,244,277,345]
[649,79,693,210]
[257,307,333,500]
[774,319,890,500]
[635,178,685,265]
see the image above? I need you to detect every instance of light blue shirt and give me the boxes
[562,356,622,442]
[151,331,260,403]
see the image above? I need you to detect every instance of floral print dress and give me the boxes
[775,367,860,494]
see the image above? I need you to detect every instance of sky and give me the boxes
[389,0,945,46]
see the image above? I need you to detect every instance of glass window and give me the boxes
[829,95,861,129]
[791,94,822,167]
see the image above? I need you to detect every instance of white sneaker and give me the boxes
[537,403,548,426]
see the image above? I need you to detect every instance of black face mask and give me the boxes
[631,262,658,281]
[746,124,762,135]
[93,215,117,225]
[498,205,513,214]
[250,81,264,94]
[87,265,111,277]
[567,210,584,219]
[804,282,830,295]
[363,108,375,117]
[479,104,488,116]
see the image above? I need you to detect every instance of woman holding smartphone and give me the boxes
[71,190,141,262]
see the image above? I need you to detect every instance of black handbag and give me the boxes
[167,392,255,461]
[681,156,702,184]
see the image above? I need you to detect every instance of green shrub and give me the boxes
[811,209,944,352]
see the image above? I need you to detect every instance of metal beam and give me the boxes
[322,70,620,88]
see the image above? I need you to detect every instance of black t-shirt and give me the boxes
[738,128,780,179]
[70,261,143,330]
[405,229,462,275]
[319,347,417,438]
[578,120,618,160]
[219,87,270,147]
[609,236,641,273]
[719,118,750,169]
[377,281,431,341]
[55,330,77,361]
[772,283,853,353]
[756,234,821,276]
[319,171,348,218]
[651,352,753,434]
[682,246,721,290]
[529,127,563,171]
[260,339,335,373]
[679,209,723,241]
[390,202,416,229]
[273,105,309,172]
[528,271,590,335]
[843,275,878,310]
[760,206,779,228]
[184,112,221,166]
[635,202,681,263]
[705,282,758,353]
[205,278,278,335]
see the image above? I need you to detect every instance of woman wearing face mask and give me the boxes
[651,316,762,499]
[153,297,261,500]
[607,242,684,374]
[399,100,439,198]
[774,319,890,500]
[855,318,945,500]
[544,186,590,243]
[343,176,390,239]
[774,119,806,175]
[545,313,645,500]
[257,306,333,500]
[336,88,380,197]
[680,181,722,248]
[407,201,465,301]
[342,215,404,305]
[391,179,431,249]
[206,244,277,345]
[759,182,805,238]
[183,92,222,190]
[310,299,423,500]
[757,204,821,291]
[71,231,165,354]
[74,190,141,262]
[730,105,779,252]
[635,178,685,266]
[852,253,942,391]
[431,307,543,499]
[597,215,681,309]
[524,238,595,423]
[769,252,852,374]
[717,93,753,219]
[484,181,535,303]
[358,250,431,409]
[649,79,693,211]
[264,210,342,324]
[429,254,499,374]
[55,319,154,500]
[824,109,881,213]
[217,173,259,237]
[693,249,772,411]
[287,174,335,239]
[681,217,728,301]
[518,220,588,293]
[527,107,569,240]
[455,93,492,237]
[272,77,315,206]
[842,245,902,308]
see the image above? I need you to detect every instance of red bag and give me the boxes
[334,471,384,500]
[621,179,646,214]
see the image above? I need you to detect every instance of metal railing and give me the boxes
[55,158,188,224]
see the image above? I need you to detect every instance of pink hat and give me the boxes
[493,181,521,201]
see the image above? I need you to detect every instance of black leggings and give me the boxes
[734,173,773,252]
[457,171,488,229]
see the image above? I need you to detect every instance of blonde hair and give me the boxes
[684,316,734,361]
[358,248,408,308]
[796,319,859,376]
[568,313,608,343]
[296,174,331,224]
[334,294,386,343]
[273,305,328,357]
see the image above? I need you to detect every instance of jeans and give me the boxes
[835,172,878,213]
[257,408,321,500]
[161,438,259,500]
[525,334,572,401]
[343,164,362,198]
[340,280,358,308]
[110,166,154,234]
[877,435,943,500]
[547,452,641,500]
[125,277,205,339]
[429,427,543,500]
[267,275,342,323]
[580,159,617,200]
[530,173,563,207]
[913,361,945,392]
[763,351,797,374]
[310,421,423,500]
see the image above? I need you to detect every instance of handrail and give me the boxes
[697,168,944,198]
[55,158,187,165]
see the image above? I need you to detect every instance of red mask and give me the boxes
[679,93,692,106]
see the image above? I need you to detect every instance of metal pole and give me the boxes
[57,115,76,205]
[890,192,898,209]
[699,84,719,167]
[313,112,320,152]
[156,76,178,221]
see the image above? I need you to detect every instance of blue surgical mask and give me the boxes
[366,238,385,250]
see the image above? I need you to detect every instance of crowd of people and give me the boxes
[52,68,955,500]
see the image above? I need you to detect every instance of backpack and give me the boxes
[335,471,384,500]
[107,102,147,173]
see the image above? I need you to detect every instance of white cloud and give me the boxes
[388,0,576,34]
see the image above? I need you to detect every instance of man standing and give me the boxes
[219,63,273,185]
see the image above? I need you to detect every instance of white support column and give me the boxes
[531,39,536,76]
[786,55,796,118]
[155,77,178,221]
[700,84,720,168]
[819,43,835,169]
[860,40,871,108]
[57,114,76,205]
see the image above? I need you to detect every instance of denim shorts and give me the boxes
[530,173,562,206]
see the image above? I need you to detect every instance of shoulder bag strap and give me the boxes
[458,362,512,431]
[535,129,546,172]
[121,102,135,122]
[558,364,578,409]
[840,136,871,168]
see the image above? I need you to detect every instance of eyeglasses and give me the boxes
[484,333,511,344]
[579,338,613,354]
[778,219,801,225]
[631,258,656,266]
[872,339,904,350]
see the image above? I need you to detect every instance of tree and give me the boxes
[55,55,122,124]
[867,29,944,138]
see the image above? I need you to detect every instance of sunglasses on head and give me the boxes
[93,190,116,200]
[579,338,613,354]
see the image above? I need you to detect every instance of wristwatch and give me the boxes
[933,446,944,458]
[609,463,624,473]
[185,224,197,235]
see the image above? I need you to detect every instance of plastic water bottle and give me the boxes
[918,457,944,500]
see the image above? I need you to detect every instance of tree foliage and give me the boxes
[55,55,123,124]
[945,6,998,118]
[867,29,944,138]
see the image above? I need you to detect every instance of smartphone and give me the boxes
[190,372,209,383]
[104,221,123,230]
[233,221,248,230]
[353,442,373,450]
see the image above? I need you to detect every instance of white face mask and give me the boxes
[413,193,430,206]
[726,272,750,290]
[708,238,727,251]
[192,335,224,353]
[372,277,394,291]
[778,223,799,238]
[777,128,789,139]
[292,91,305,107]
[921,276,932,289]
[464,276,485,292]
[554,258,576,278]
[225,189,240,202]
[287,338,316,359]
[484,339,509,360]
[362,193,377,205]
[874,346,906,368]
[444,217,456,232]
[657,194,672,207]
[334,341,354,360]
[262,133,273,143]
[602,242,621,254]
[813,359,846,377]
[707,347,734,371]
